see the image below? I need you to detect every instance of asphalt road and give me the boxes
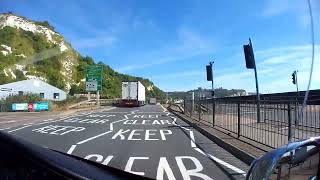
[1,105,249,180]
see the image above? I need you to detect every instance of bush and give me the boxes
[51,95,78,110]
[3,93,42,104]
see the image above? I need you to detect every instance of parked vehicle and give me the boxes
[121,81,145,107]
[149,98,156,104]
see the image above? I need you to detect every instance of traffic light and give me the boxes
[206,65,212,81]
[243,39,256,69]
[292,72,296,84]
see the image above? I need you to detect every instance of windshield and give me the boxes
[0,0,319,179]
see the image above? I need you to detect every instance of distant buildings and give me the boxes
[0,79,66,101]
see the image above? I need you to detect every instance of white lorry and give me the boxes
[121,81,146,106]
[149,98,156,105]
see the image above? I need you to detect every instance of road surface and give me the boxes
[1,105,249,180]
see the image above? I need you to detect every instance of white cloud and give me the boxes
[262,0,304,17]
[216,44,320,93]
[261,0,320,29]
[116,27,215,73]
[152,70,204,80]
[71,36,116,49]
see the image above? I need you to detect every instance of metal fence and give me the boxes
[0,103,11,112]
[183,97,320,148]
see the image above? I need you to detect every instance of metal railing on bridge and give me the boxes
[183,96,320,148]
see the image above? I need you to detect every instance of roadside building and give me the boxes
[0,79,66,101]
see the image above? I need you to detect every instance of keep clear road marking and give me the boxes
[162,103,246,176]
[67,109,138,154]
[7,114,82,133]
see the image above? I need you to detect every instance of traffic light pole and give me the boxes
[254,65,261,123]
[294,70,299,126]
[210,61,215,127]
[250,39,261,123]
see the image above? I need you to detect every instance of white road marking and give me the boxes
[0,116,16,120]
[67,144,77,154]
[99,112,128,113]
[169,114,246,176]
[76,118,128,145]
[7,117,71,133]
[137,112,169,114]
[125,157,149,176]
[0,120,17,124]
[8,124,34,133]
[160,104,167,112]
[189,131,196,148]
[77,130,112,145]
[100,107,116,112]
[208,154,246,176]
[71,109,138,147]
[0,127,12,130]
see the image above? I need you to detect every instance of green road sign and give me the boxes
[86,65,103,91]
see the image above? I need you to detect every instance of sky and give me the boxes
[1,0,319,93]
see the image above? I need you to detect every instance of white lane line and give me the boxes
[8,125,34,133]
[169,114,246,176]
[98,112,128,113]
[160,104,167,112]
[0,120,17,124]
[208,154,246,176]
[189,131,197,148]
[0,116,16,120]
[190,130,246,176]
[0,127,12,131]
[76,131,112,145]
[137,112,169,114]
[7,117,70,133]
[67,145,77,154]
[100,107,116,112]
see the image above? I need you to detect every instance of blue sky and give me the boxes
[1,0,319,93]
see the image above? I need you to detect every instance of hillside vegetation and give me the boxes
[0,13,165,100]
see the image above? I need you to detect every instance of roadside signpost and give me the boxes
[85,65,103,104]
[86,65,103,91]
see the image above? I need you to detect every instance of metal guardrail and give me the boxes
[183,98,320,148]
[68,99,119,109]
[0,103,11,112]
